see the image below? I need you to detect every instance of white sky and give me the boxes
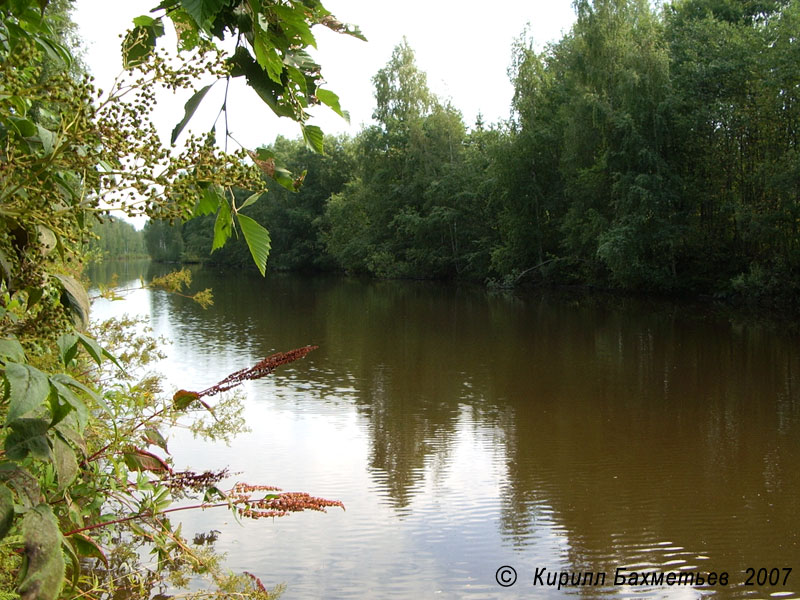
[73,0,577,149]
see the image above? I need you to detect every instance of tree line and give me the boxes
[89,217,147,259]
[144,0,800,309]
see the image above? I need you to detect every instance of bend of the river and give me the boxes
[89,261,800,599]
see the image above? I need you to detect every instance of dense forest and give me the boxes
[89,216,147,259]
[145,0,800,308]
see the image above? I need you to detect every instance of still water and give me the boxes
[89,261,800,599]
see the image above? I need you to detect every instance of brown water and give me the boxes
[89,263,800,599]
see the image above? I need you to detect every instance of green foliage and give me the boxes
[320,42,492,280]
[144,219,184,262]
[237,214,272,276]
[129,0,364,136]
[141,0,800,310]
[0,0,359,597]
[88,217,147,260]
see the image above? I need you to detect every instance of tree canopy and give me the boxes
[150,0,800,310]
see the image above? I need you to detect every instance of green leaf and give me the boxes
[48,385,72,429]
[75,333,103,366]
[52,435,78,491]
[211,196,232,252]
[236,214,271,276]
[0,483,13,539]
[61,535,80,592]
[230,47,297,119]
[35,36,72,68]
[7,116,37,137]
[4,418,51,461]
[0,338,26,362]
[26,286,44,309]
[252,27,284,84]
[237,192,262,211]
[122,27,155,69]
[0,463,41,509]
[18,505,65,600]
[49,373,101,418]
[316,88,349,122]
[195,184,223,217]
[122,19,164,69]
[49,379,88,431]
[56,334,78,366]
[70,533,108,568]
[272,5,316,48]
[102,348,125,373]
[54,421,86,457]
[133,15,157,27]
[5,363,50,423]
[301,124,324,154]
[0,249,12,286]
[35,124,55,155]
[53,275,90,330]
[171,83,213,144]
[48,374,97,401]
[180,0,227,28]
[203,485,226,502]
[285,65,309,96]
[142,428,169,453]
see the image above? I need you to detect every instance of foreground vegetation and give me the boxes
[0,0,360,597]
[147,0,800,309]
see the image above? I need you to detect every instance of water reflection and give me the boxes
[89,264,800,598]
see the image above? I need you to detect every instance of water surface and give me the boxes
[89,263,800,599]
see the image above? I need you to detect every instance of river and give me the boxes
[88,261,800,599]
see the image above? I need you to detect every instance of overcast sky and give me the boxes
[73,0,577,149]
